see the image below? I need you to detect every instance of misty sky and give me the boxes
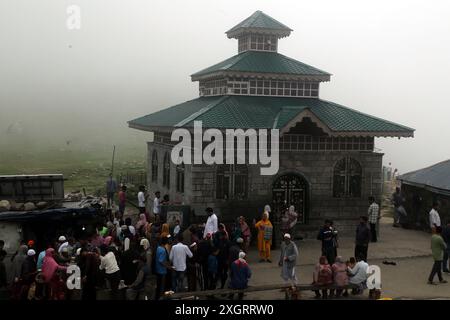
[1,0,450,173]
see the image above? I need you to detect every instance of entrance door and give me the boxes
[272,173,308,224]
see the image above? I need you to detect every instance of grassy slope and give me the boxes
[0,144,147,195]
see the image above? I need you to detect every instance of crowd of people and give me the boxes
[0,180,389,301]
[1,171,447,302]
[8,180,450,299]
[314,213,375,299]
[0,200,262,301]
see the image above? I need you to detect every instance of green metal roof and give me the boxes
[191,51,331,80]
[226,11,292,36]
[128,96,414,137]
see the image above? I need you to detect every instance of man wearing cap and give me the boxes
[203,207,218,239]
[12,249,37,299]
[27,240,35,249]
[279,233,299,286]
[317,220,337,265]
[22,249,37,286]
[186,242,199,291]
[57,236,69,254]
[229,251,251,300]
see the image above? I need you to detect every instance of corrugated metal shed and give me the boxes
[398,160,450,195]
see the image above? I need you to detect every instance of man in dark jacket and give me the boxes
[197,235,213,290]
[228,238,244,267]
[213,225,231,289]
[355,216,370,262]
[317,220,337,264]
[126,256,150,300]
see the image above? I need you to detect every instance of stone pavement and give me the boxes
[241,217,448,299]
[246,216,431,266]
[81,216,447,300]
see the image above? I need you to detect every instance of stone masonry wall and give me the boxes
[146,142,192,205]
[189,150,383,237]
[147,140,383,237]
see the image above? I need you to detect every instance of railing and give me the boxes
[116,171,146,187]
[164,283,361,300]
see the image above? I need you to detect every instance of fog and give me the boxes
[1,0,450,173]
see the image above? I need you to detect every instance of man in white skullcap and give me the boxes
[279,233,299,286]
[58,236,69,253]
[229,251,251,300]
[21,249,37,284]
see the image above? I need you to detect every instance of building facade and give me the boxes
[129,11,414,237]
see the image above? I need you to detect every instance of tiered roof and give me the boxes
[129,95,414,137]
[129,11,414,138]
[191,51,330,81]
[226,10,292,38]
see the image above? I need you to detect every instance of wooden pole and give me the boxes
[110,145,116,176]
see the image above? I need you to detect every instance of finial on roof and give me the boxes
[226,10,292,39]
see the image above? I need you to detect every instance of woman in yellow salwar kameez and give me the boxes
[255,211,273,263]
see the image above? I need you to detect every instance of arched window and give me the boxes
[163,152,170,189]
[333,157,362,198]
[176,164,185,193]
[216,164,248,200]
[151,150,158,183]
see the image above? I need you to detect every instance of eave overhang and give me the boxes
[226,28,292,39]
[191,71,331,83]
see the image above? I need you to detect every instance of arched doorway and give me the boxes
[272,173,309,224]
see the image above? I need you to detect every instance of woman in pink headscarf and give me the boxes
[135,213,148,236]
[104,236,113,246]
[41,248,67,300]
[239,216,251,252]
